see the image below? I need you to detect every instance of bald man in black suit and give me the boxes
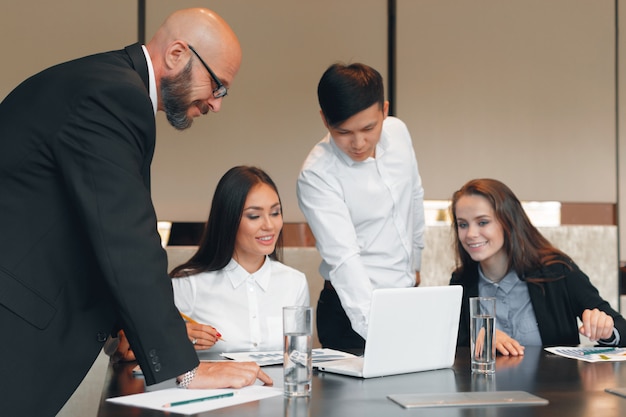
[0,8,270,416]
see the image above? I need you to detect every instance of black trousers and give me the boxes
[316,284,365,350]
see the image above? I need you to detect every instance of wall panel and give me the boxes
[618,0,626,260]
[397,0,616,204]
[1,1,136,100]
[147,0,387,222]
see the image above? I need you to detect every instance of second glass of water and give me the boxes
[283,306,313,397]
[469,297,496,374]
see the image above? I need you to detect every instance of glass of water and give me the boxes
[469,297,496,374]
[283,306,313,397]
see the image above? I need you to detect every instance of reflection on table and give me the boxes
[98,346,626,417]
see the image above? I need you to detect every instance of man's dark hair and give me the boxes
[317,63,384,127]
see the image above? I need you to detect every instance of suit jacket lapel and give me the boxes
[124,43,150,91]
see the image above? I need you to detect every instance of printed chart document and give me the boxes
[545,346,626,362]
[221,348,356,366]
[106,386,282,415]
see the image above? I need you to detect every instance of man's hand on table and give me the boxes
[187,362,273,389]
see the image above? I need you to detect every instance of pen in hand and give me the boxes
[180,312,225,341]
[179,312,198,324]
[163,392,235,408]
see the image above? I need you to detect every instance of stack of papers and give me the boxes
[221,348,356,366]
[545,346,626,362]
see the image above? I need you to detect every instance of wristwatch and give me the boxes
[176,366,198,389]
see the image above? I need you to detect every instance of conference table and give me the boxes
[98,346,626,417]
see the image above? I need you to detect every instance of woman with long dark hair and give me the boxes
[170,166,309,352]
[450,178,626,355]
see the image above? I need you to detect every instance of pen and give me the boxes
[582,347,618,355]
[180,312,198,324]
[163,392,235,408]
[180,312,225,341]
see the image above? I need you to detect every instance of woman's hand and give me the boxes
[186,322,221,350]
[579,308,614,342]
[495,329,525,356]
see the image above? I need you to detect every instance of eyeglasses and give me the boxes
[188,45,228,98]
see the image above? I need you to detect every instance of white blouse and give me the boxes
[171,256,309,353]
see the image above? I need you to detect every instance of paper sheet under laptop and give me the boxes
[315,285,462,378]
[221,348,355,366]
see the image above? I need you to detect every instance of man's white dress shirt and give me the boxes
[297,116,425,339]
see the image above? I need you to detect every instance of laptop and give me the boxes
[315,285,463,378]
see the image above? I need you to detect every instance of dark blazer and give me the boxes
[450,257,626,348]
[0,43,198,417]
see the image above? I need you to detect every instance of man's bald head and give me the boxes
[146,8,242,127]
[147,8,242,89]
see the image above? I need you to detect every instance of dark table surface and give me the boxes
[98,346,626,416]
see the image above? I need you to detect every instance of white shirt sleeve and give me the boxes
[171,275,196,316]
[410,147,425,272]
[297,163,373,339]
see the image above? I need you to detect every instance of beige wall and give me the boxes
[0,0,136,99]
[397,0,616,203]
[146,0,621,221]
[2,0,625,257]
[617,1,626,260]
[146,0,387,223]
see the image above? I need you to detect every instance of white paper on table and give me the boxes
[220,348,356,366]
[106,386,282,415]
[545,346,626,362]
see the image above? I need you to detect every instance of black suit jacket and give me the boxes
[450,257,626,348]
[0,43,198,416]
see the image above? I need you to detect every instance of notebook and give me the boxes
[314,285,463,378]
[387,391,549,408]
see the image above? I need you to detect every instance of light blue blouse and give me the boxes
[478,267,543,346]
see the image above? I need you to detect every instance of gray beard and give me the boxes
[161,61,194,130]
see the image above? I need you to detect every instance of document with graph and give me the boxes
[220,348,356,366]
[545,346,626,362]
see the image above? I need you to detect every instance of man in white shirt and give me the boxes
[296,63,425,350]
